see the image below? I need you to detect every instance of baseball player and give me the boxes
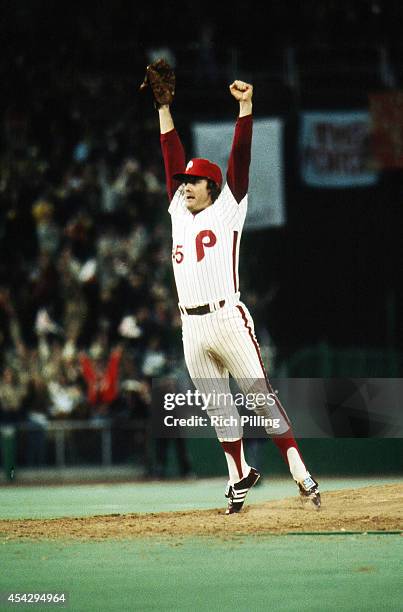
[146,62,320,514]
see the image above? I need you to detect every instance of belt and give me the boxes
[181,299,225,316]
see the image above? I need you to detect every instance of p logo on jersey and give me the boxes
[196,230,217,262]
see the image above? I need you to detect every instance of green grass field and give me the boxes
[1,535,402,611]
[0,476,400,519]
[1,477,402,611]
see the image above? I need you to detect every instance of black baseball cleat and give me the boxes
[297,474,321,509]
[225,467,260,515]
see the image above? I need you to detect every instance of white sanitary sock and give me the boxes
[287,447,308,482]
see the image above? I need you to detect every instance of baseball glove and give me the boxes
[139,58,175,108]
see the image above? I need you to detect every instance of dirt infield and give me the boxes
[1,484,402,540]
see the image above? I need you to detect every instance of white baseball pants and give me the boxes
[181,301,291,441]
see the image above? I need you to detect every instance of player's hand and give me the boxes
[229,80,253,102]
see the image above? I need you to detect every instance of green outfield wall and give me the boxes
[180,438,403,478]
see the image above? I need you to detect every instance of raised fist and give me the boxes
[229,80,253,102]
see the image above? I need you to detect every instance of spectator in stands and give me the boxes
[79,341,123,421]
[0,366,26,424]
[48,371,84,420]
[24,374,50,466]
[32,198,60,255]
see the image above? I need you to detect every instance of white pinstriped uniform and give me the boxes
[169,183,244,306]
[169,183,290,440]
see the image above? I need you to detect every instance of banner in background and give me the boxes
[299,111,378,188]
[192,118,285,229]
[369,91,403,169]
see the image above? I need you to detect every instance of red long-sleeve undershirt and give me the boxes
[160,114,253,203]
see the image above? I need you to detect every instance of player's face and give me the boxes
[184,178,212,213]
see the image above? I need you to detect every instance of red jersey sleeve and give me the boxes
[226,115,253,203]
[160,129,186,201]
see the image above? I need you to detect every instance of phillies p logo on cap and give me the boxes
[173,158,223,187]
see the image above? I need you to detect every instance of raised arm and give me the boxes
[159,105,186,201]
[226,81,253,203]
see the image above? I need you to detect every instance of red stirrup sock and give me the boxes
[220,438,250,485]
[273,433,308,482]
[272,432,298,462]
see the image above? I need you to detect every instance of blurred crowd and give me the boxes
[0,148,184,419]
[0,41,190,442]
[0,55,197,474]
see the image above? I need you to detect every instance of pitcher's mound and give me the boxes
[1,484,402,540]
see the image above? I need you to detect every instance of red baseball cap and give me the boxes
[173,158,223,188]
